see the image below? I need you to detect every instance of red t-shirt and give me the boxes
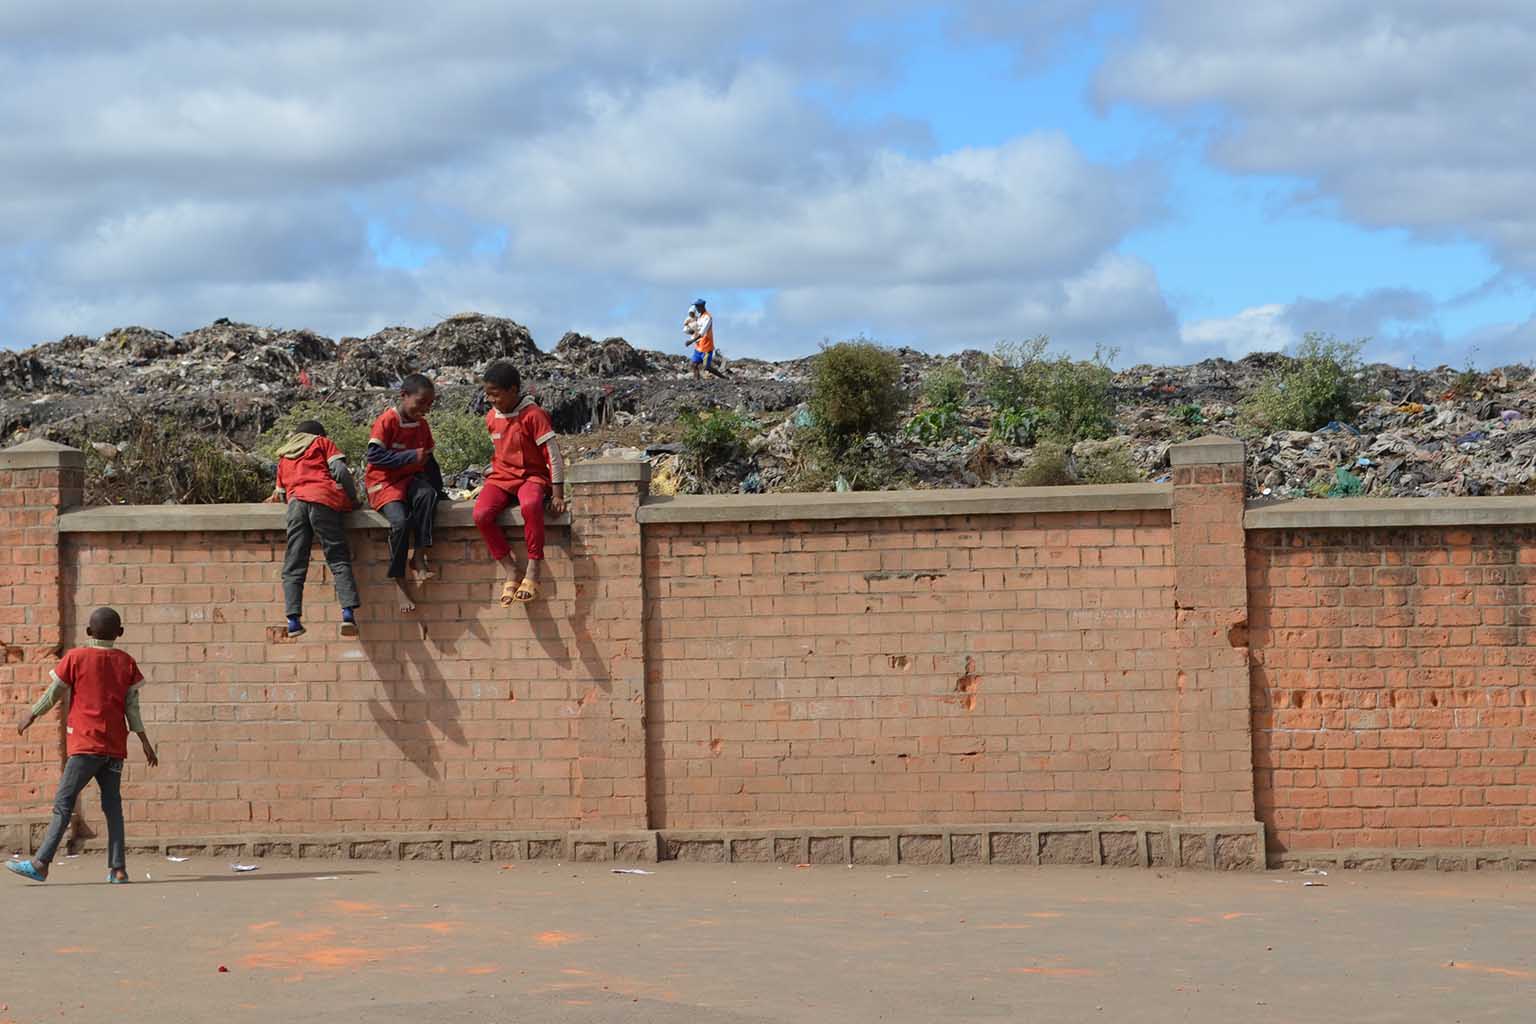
[53,646,143,759]
[364,407,434,510]
[277,436,352,512]
[486,400,555,492]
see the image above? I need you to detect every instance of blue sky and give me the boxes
[2,2,1533,366]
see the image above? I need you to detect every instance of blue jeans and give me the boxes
[36,754,125,869]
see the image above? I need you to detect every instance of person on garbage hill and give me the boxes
[264,419,361,638]
[474,360,566,606]
[365,373,442,613]
[8,607,158,885]
[683,298,720,379]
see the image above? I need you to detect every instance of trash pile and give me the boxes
[2,316,1532,503]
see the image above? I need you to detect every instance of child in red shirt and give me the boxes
[364,374,441,612]
[8,607,158,885]
[474,361,566,605]
[264,419,361,638]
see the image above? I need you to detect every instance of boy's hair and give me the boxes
[400,373,435,395]
[294,419,326,437]
[87,607,122,637]
[482,361,521,391]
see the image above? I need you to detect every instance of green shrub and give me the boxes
[259,402,370,468]
[1012,441,1074,487]
[83,416,268,505]
[808,340,906,450]
[988,406,1039,447]
[1172,403,1205,426]
[785,431,911,493]
[983,336,1116,444]
[1242,334,1368,432]
[431,408,496,478]
[921,365,968,410]
[679,407,756,480]
[904,406,966,445]
[1075,447,1144,485]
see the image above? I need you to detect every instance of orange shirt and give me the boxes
[693,312,715,353]
[276,436,352,512]
[486,398,556,491]
[364,407,434,509]
[53,646,143,759]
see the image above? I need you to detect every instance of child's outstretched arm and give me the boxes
[125,686,158,767]
[15,674,68,735]
[543,437,566,515]
[328,455,361,508]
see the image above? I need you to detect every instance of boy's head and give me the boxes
[399,374,436,420]
[482,361,522,414]
[294,419,326,437]
[87,607,124,642]
[692,299,707,313]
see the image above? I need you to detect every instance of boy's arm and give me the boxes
[16,676,68,734]
[543,437,566,514]
[328,457,361,507]
[125,687,158,767]
[366,443,424,469]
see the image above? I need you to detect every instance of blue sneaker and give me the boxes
[339,608,358,638]
[286,617,305,638]
[6,859,46,882]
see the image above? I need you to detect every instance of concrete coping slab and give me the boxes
[637,483,1172,524]
[1168,436,1245,466]
[1245,496,1536,529]
[0,439,87,470]
[59,501,572,534]
[567,458,652,484]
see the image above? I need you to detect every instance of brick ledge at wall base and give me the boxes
[0,820,1266,870]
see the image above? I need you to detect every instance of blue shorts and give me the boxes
[691,349,714,368]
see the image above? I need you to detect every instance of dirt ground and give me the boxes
[1,857,1533,1023]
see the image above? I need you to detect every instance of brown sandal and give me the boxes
[498,580,520,608]
[513,578,540,603]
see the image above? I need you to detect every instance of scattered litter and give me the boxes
[230,863,260,873]
[795,863,811,869]
[165,855,190,863]
[217,965,229,973]
[144,873,151,880]
[1302,868,1328,876]
[1303,881,1327,887]
[885,873,910,879]
[312,876,339,881]
[65,854,80,860]
[611,868,654,876]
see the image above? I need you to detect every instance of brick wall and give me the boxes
[642,511,1181,828]
[33,461,651,839]
[1248,526,1536,855]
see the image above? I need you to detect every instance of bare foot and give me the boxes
[409,552,437,584]
[394,579,417,613]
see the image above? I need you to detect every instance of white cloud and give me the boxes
[1095,1,1536,276]
[1177,304,1295,360]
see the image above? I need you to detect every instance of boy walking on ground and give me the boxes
[264,419,361,638]
[365,374,441,612]
[8,607,158,885]
[473,361,566,606]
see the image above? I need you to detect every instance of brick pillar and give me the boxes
[0,441,84,839]
[565,458,650,829]
[1169,436,1256,823]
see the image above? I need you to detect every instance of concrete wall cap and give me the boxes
[58,500,572,534]
[637,483,1171,524]
[1246,496,1536,529]
[0,439,87,470]
[1168,436,1245,466]
[567,459,652,484]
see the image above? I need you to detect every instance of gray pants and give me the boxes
[37,754,124,868]
[380,476,438,579]
[282,500,360,618]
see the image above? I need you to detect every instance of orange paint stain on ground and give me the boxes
[1221,913,1255,921]
[1183,917,1211,925]
[462,966,499,976]
[979,923,1034,931]
[248,921,281,933]
[413,921,462,936]
[536,931,583,947]
[1023,912,1063,919]
[54,947,93,955]
[1447,962,1536,980]
[332,900,385,915]
[1011,967,1099,978]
